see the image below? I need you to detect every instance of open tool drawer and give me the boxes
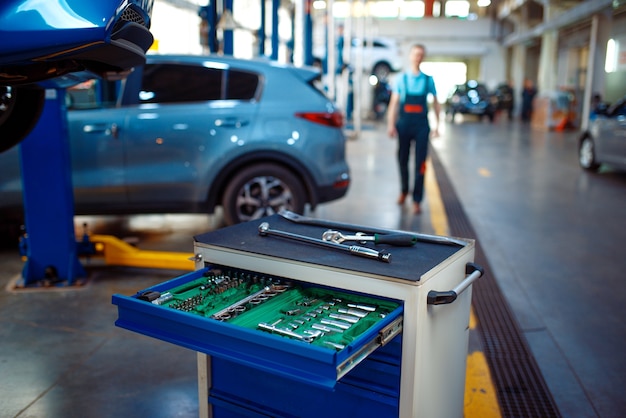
[113,265,403,388]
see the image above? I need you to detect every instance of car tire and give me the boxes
[0,221,23,249]
[221,163,306,225]
[373,101,388,120]
[0,86,45,153]
[579,133,600,172]
[372,62,392,82]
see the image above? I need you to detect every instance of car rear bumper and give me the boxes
[315,172,350,205]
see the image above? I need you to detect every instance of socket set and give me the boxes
[136,266,400,350]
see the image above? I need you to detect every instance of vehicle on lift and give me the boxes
[314,37,403,81]
[578,95,626,172]
[0,0,154,153]
[0,55,350,226]
[445,80,496,122]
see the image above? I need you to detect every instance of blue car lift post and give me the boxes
[18,88,85,287]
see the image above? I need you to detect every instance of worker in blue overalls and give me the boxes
[387,43,440,215]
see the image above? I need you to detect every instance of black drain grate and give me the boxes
[430,150,560,418]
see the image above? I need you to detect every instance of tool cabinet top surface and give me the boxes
[194,214,469,282]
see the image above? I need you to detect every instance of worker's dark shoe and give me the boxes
[397,193,408,205]
[413,202,422,214]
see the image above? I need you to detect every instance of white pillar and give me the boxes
[511,44,526,118]
[581,10,612,130]
[326,0,336,100]
[293,0,305,67]
[537,29,558,93]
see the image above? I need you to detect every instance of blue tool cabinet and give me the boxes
[113,214,480,417]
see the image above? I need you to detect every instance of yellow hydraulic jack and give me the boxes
[80,234,195,271]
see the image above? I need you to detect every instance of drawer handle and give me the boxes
[427,262,484,305]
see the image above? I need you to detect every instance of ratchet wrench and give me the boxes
[258,222,391,263]
[322,230,417,246]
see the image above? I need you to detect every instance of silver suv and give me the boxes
[0,55,350,227]
[578,95,626,172]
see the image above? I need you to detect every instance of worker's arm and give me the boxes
[431,97,441,138]
[387,92,400,138]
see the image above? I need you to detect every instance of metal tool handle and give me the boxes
[427,263,484,305]
[259,222,391,263]
[260,223,344,251]
[348,245,391,262]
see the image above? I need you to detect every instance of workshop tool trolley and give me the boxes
[113,212,483,418]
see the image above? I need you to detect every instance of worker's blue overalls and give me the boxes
[395,73,432,205]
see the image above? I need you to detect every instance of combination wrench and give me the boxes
[258,222,391,263]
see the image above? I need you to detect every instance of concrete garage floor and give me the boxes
[1,115,625,417]
[426,118,626,418]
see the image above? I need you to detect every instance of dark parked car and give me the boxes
[0,55,350,226]
[0,0,154,152]
[578,95,626,172]
[493,83,514,119]
[446,80,496,122]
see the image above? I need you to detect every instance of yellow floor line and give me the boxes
[425,158,503,418]
[425,158,450,237]
[464,351,503,417]
[469,308,477,330]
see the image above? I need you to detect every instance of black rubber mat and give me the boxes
[195,213,460,281]
[430,149,561,418]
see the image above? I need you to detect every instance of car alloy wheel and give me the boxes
[222,163,306,225]
[579,134,600,171]
[372,62,392,82]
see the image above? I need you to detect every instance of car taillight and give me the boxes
[296,111,343,128]
[334,178,350,189]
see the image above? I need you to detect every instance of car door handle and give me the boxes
[215,118,249,128]
[83,123,119,139]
